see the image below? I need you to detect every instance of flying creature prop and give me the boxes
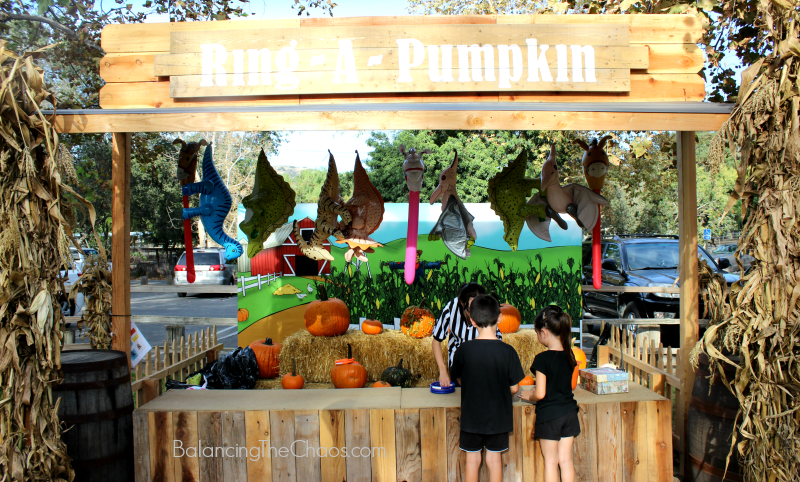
[174,138,208,283]
[487,150,546,251]
[295,151,351,262]
[429,150,477,259]
[525,143,608,242]
[400,145,430,285]
[182,143,244,262]
[574,135,613,289]
[339,151,385,263]
[239,149,297,259]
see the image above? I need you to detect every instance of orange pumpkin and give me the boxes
[361,319,383,335]
[305,284,350,336]
[249,338,282,379]
[400,300,435,338]
[282,358,304,389]
[519,375,535,386]
[331,344,367,388]
[237,308,249,322]
[497,303,521,333]
[571,346,588,390]
[372,381,392,388]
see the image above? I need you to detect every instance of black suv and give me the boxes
[582,235,739,347]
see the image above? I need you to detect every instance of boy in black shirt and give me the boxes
[450,295,526,482]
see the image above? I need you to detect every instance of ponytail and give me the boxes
[533,304,576,370]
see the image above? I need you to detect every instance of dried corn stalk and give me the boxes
[69,256,112,349]
[694,2,800,481]
[0,41,75,481]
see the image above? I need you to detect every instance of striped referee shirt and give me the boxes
[432,298,503,368]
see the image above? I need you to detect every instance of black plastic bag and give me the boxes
[165,379,193,390]
[197,347,259,389]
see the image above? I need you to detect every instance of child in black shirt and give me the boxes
[518,305,580,482]
[450,295,526,482]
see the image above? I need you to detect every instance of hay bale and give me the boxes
[278,329,546,385]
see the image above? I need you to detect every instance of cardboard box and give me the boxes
[579,367,629,395]
[579,367,629,383]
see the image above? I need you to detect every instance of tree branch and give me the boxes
[0,12,106,56]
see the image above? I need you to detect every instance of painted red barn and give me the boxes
[249,218,331,277]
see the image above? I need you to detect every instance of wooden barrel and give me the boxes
[688,353,742,482]
[54,350,134,482]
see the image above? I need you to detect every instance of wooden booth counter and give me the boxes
[134,383,672,482]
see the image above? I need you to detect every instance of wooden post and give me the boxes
[677,130,698,478]
[111,133,132,368]
[166,325,185,348]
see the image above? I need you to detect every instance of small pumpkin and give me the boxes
[305,284,350,337]
[372,381,392,388]
[497,303,521,334]
[237,308,249,322]
[331,344,367,389]
[282,358,304,389]
[361,319,383,335]
[519,375,534,386]
[380,359,413,388]
[571,346,588,390]
[249,338,282,379]
[400,299,435,338]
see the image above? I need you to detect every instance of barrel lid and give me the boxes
[61,350,129,372]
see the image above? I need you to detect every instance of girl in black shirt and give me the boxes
[518,305,580,482]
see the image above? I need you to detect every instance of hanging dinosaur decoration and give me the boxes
[296,150,352,262]
[239,149,297,259]
[429,150,477,259]
[174,138,208,283]
[339,151,385,263]
[182,142,244,262]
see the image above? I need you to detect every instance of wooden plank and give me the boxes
[503,406,523,482]
[101,53,162,82]
[645,44,703,74]
[572,404,598,482]
[300,92,500,104]
[54,110,730,134]
[294,410,322,482]
[420,408,447,482]
[520,406,536,482]
[133,410,151,482]
[345,409,372,482]
[173,412,199,482]
[198,412,224,482]
[111,132,131,366]
[270,410,297,482]
[319,410,347,482]
[245,411,272,482]
[221,412,247,482]
[595,403,623,482]
[445,407,466,482]
[149,411,175,482]
[369,409,397,482]
[300,15,498,27]
[648,400,673,482]
[99,82,298,109]
[395,409,421,482]
[620,402,648,482]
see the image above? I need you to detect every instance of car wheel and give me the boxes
[621,302,641,320]
[177,292,187,298]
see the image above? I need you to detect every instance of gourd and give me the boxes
[331,344,367,388]
[571,346,588,390]
[281,358,304,389]
[519,375,534,386]
[249,338,282,379]
[237,308,249,322]
[400,299,435,338]
[372,381,392,388]
[497,303,522,333]
[361,319,383,335]
[305,284,350,336]
[380,359,413,388]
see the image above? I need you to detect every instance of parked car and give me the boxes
[174,249,237,297]
[582,235,739,349]
[710,242,754,273]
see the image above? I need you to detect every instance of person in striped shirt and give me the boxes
[431,282,503,387]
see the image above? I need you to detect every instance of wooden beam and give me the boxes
[676,130,698,479]
[54,110,730,134]
[111,132,132,367]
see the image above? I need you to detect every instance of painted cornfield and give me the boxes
[326,253,582,326]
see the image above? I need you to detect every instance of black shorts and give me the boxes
[534,410,581,441]
[459,430,509,452]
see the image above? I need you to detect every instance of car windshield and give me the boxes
[626,243,716,270]
[177,252,220,266]
[713,245,736,254]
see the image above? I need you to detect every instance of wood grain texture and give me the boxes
[197,412,223,482]
[149,411,175,482]
[270,410,297,482]
[99,82,299,109]
[621,402,648,482]
[395,409,421,482]
[503,406,523,482]
[300,15,497,27]
[319,410,347,482]
[596,403,623,482]
[644,43,703,74]
[111,132,131,365]
[101,53,162,82]
[419,408,447,482]
[520,406,536,482]
[133,410,151,482]
[647,400,673,481]
[572,404,598,482]
[369,409,397,482]
[294,410,322,482]
[345,409,371,482]
[173,412,199,482]
[244,411,272,482]
[445,408,466,482]
[222,412,248,482]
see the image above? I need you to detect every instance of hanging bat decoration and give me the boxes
[339,151,385,263]
[400,145,430,285]
[429,150,477,259]
[575,135,613,290]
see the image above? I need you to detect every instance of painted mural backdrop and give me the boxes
[236,203,582,346]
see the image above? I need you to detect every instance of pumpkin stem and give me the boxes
[264,338,273,346]
[317,283,329,301]
[291,358,297,376]
[397,359,404,369]
[347,343,353,359]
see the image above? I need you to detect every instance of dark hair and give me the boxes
[458,282,486,308]
[533,304,576,369]
[468,295,501,328]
